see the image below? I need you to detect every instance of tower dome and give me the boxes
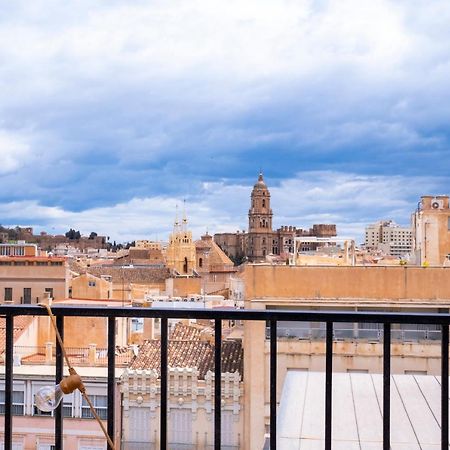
[254,172,267,188]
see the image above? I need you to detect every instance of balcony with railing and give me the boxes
[1,304,450,450]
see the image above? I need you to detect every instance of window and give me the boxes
[23,288,31,304]
[82,395,107,420]
[88,281,96,287]
[33,405,52,416]
[0,391,24,415]
[45,288,53,298]
[4,287,12,302]
[131,318,144,333]
[63,392,74,418]
[199,257,203,268]
[50,261,63,266]
[262,199,266,208]
[169,409,192,446]
[36,261,48,266]
[129,407,151,443]
[221,411,236,446]
[0,444,23,450]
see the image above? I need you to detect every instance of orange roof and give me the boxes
[0,316,34,354]
[130,323,243,379]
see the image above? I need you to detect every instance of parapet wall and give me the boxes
[242,265,450,301]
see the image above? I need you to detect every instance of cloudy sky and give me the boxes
[0,0,449,243]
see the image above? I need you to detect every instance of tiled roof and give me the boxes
[0,316,34,354]
[130,323,243,379]
[170,323,202,340]
[86,266,170,284]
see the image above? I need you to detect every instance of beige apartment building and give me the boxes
[365,220,412,257]
[241,264,450,450]
[0,256,68,304]
[412,195,450,265]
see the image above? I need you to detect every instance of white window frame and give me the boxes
[169,408,192,446]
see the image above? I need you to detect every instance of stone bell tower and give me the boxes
[247,172,273,261]
[248,172,273,232]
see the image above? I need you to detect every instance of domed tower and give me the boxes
[248,172,273,232]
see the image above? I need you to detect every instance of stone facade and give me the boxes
[165,214,197,275]
[214,173,337,262]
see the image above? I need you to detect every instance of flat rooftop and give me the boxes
[278,371,445,449]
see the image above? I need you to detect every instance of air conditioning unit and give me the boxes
[431,198,444,210]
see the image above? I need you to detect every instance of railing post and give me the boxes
[325,321,333,450]
[160,317,168,450]
[107,317,116,450]
[4,314,13,450]
[442,324,449,450]
[270,320,277,450]
[55,315,64,450]
[383,322,391,450]
[214,319,222,450]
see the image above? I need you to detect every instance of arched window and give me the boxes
[199,257,203,268]
[183,257,188,273]
[262,199,266,208]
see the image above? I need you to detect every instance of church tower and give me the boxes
[166,205,197,275]
[248,172,273,232]
[247,172,273,261]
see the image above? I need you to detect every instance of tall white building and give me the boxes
[365,220,412,257]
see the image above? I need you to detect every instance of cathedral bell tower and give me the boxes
[248,172,273,232]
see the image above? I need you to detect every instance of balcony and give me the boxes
[0,304,450,449]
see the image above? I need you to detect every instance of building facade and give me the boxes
[412,195,450,266]
[165,215,196,275]
[0,256,68,304]
[365,220,412,257]
[214,173,337,262]
[241,264,450,449]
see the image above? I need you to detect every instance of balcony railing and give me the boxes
[1,304,450,450]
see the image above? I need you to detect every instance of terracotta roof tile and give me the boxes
[86,266,170,284]
[130,323,243,379]
[0,316,34,354]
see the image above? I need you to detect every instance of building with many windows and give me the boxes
[365,220,412,257]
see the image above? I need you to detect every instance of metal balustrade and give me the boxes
[0,304,450,450]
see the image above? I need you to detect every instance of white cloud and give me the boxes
[0,130,33,174]
[0,171,443,244]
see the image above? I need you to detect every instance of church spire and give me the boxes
[181,199,188,232]
[173,204,180,233]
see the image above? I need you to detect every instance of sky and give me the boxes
[0,0,449,244]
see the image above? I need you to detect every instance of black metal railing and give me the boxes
[1,304,450,450]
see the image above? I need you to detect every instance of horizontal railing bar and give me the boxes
[1,305,450,325]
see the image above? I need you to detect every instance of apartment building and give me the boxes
[365,220,412,257]
[0,256,68,304]
[241,264,450,449]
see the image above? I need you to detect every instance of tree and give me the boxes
[65,228,81,240]
[88,232,98,240]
